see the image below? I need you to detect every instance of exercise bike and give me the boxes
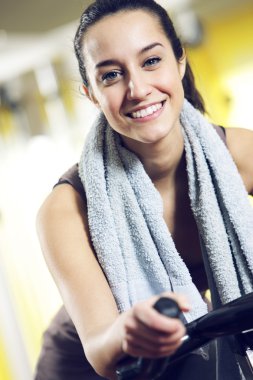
[116,292,253,379]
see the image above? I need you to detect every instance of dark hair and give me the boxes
[74,0,205,113]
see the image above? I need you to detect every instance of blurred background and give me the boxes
[0,0,252,379]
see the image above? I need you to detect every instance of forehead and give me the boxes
[83,10,169,66]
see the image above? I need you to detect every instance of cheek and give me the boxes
[102,91,121,115]
[164,75,182,93]
[158,65,183,93]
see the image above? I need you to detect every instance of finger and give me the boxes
[124,329,183,351]
[124,314,185,345]
[122,334,182,358]
[132,302,186,334]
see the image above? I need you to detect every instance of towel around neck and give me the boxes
[79,98,253,323]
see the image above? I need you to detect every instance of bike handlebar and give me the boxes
[116,292,253,380]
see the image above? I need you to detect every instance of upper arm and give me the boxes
[36,184,119,345]
[225,127,253,195]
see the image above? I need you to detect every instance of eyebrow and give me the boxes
[95,42,164,69]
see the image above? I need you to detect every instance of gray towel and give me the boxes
[79,99,253,322]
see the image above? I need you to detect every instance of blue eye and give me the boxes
[102,70,122,83]
[144,57,161,67]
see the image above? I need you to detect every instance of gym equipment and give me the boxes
[116,293,253,379]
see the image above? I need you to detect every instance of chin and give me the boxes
[136,131,169,145]
[140,125,173,144]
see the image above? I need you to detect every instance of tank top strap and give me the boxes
[54,163,86,201]
[213,125,227,146]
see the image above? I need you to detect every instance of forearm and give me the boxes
[83,315,128,379]
[82,294,189,379]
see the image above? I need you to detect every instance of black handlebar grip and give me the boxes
[116,297,182,380]
[153,297,181,319]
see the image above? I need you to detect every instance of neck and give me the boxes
[122,124,185,185]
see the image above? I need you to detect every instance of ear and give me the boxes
[82,84,100,108]
[178,50,187,80]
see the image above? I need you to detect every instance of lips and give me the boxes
[127,102,164,119]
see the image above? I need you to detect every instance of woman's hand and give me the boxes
[120,292,190,359]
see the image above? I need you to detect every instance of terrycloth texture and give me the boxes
[79,99,253,323]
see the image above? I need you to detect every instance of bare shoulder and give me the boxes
[37,183,90,263]
[37,182,88,229]
[225,127,253,195]
[37,183,118,342]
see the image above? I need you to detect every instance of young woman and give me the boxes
[34,1,253,379]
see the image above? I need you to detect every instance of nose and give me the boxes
[126,72,152,101]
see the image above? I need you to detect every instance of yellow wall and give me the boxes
[187,2,253,127]
[0,335,13,380]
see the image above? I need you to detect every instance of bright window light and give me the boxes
[224,66,253,130]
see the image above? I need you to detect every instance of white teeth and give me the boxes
[130,103,162,119]
[140,109,146,118]
[146,106,153,115]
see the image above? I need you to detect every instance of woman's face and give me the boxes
[83,10,186,146]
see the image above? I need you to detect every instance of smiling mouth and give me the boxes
[127,101,165,119]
